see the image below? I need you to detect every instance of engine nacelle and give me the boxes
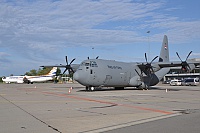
[188,64,195,71]
[129,76,142,86]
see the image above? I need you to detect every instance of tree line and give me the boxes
[24,67,61,76]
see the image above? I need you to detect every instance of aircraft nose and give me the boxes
[73,72,79,81]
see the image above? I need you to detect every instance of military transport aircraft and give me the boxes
[41,35,199,91]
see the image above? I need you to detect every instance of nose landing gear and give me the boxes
[86,86,95,91]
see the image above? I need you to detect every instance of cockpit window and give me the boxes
[81,61,98,67]
[90,61,98,67]
[81,62,90,66]
[85,63,90,66]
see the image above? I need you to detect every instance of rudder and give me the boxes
[159,35,169,62]
[48,67,57,76]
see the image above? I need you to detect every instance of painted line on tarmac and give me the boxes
[83,113,181,133]
[16,88,173,114]
[42,91,173,115]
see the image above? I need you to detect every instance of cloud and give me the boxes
[0,52,11,63]
[0,52,10,57]
[0,0,200,75]
[1,0,199,50]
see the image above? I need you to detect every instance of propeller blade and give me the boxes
[135,69,140,76]
[186,51,192,61]
[69,58,76,65]
[71,68,75,73]
[150,56,158,64]
[65,56,68,65]
[187,65,191,71]
[135,69,143,81]
[150,67,155,74]
[63,68,67,74]
[176,52,182,62]
[96,56,99,59]
[69,68,74,74]
[145,53,148,62]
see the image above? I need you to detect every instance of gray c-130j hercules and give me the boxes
[41,35,199,91]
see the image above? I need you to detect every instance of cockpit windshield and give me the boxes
[86,63,90,66]
[81,61,98,67]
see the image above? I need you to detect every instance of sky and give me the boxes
[0,0,200,76]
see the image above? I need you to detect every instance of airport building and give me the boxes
[163,58,200,81]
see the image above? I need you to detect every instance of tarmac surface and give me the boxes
[0,83,200,133]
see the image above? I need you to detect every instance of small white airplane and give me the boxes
[41,35,199,91]
[2,67,57,84]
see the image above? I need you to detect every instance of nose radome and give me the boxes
[73,72,79,81]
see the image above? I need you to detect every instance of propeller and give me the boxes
[62,56,76,74]
[142,53,158,76]
[176,51,192,72]
[135,53,159,89]
[135,68,152,89]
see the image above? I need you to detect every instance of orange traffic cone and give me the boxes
[68,88,71,94]
[68,87,73,94]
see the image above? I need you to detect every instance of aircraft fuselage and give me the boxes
[73,59,160,88]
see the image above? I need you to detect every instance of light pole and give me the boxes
[147,31,150,61]
[92,47,94,59]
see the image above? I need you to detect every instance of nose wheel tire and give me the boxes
[86,86,95,91]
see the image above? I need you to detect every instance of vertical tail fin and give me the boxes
[159,35,169,62]
[156,35,170,82]
[48,67,57,76]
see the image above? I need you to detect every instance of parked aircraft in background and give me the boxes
[2,67,57,84]
[2,76,24,84]
[41,35,199,91]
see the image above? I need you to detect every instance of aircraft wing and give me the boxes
[157,61,199,68]
[40,65,67,68]
[40,64,80,73]
[41,64,79,68]
[137,60,199,74]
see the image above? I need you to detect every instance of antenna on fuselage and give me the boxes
[87,56,99,60]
